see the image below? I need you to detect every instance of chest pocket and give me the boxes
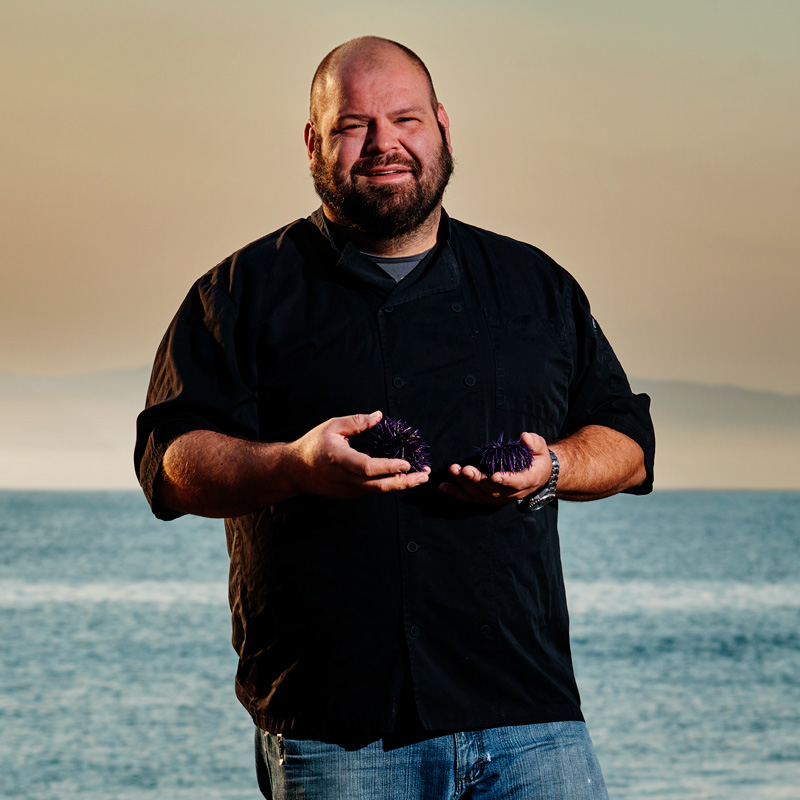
[485,311,572,426]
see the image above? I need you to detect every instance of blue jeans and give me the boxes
[255,721,608,799]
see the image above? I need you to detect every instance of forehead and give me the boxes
[320,52,433,120]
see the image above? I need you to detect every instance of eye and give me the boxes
[336,122,366,133]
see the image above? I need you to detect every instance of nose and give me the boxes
[363,119,400,155]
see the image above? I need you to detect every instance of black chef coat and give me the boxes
[135,208,655,740]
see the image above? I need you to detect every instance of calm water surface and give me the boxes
[1,490,798,799]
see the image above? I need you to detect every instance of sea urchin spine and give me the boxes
[365,417,432,473]
[473,433,533,475]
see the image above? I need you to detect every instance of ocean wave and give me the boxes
[0,579,797,611]
[0,580,228,606]
[567,580,800,614]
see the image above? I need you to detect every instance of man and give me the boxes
[135,36,654,799]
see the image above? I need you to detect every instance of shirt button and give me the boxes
[464,374,476,387]
[450,302,463,312]
[393,376,406,389]
[406,542,418,553]
[384,305,394,313]
[410,626,421,638]
[480,625,492,637]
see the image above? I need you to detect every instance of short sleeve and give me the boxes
[560,280,656,494]
[134,272,259,519]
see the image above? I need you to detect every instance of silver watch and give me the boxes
[517,450,559,513]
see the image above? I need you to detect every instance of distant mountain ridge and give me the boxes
[1,369,798,489]
[631,378,800,432]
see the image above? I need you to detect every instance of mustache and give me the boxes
[351,155,421,178]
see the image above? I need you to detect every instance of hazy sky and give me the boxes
[2,0,799,394]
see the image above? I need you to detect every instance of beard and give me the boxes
[311,127,454,240]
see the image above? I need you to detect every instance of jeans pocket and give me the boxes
[254,728,273,799]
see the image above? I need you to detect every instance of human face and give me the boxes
[305,52,453,239]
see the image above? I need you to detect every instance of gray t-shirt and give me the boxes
[365,249,433,282]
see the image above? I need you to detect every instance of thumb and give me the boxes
[335,410,383,437]
[520,431,548,456]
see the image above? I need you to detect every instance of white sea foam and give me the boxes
[1,578,797,612]
[567,580,800,615]
[0,580,228,606]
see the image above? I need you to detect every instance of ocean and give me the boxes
[1,490,798,799]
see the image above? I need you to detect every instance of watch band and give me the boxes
[516,449,559,513]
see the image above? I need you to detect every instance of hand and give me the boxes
[438,432,552,505]
[285,411,430,498]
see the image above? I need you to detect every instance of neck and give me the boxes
[323,205,442,257]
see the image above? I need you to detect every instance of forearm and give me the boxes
[154,413,430,518]
[156,430,299,518]
[551,425,647,501]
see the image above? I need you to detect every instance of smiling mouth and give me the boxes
[354,157,419,178]
[360,167,412,177]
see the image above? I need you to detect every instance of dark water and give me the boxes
[1,491,798,799]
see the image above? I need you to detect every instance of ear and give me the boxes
[304,121,316,162]
[436,103,452,154]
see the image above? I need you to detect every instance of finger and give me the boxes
[362,457,416,477]
[459,465,486,482]
[489,470,529,489]
[336,446,411,478]
[446,465,481,492]
[448,463,486,483]
[448,470,512,502]
[363,471,430,493]
[490,464,548,498]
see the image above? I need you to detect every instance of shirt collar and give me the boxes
[308,207,458,301]
[308,206,453,252]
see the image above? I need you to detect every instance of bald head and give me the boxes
[310,36,438,125]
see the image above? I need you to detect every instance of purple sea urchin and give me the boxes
[473,433,533,475]
[365,417,432,473]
